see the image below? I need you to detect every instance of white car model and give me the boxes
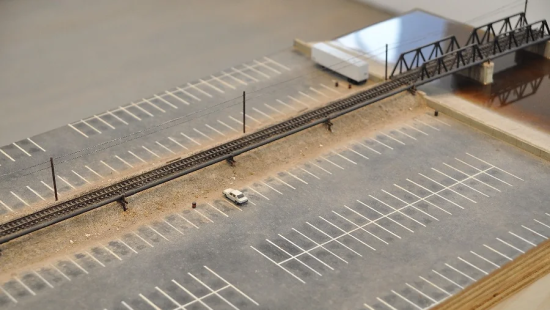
[223,188,248,204]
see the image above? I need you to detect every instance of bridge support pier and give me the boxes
[523,41,550,59]
[457,61,494,85]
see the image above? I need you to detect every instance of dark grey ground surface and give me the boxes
[1,113,548,310]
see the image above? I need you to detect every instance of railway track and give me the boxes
[0,21,548,245]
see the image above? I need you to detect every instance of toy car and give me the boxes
[223,188,248,204]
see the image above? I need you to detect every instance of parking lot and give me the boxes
[1,111,549,310]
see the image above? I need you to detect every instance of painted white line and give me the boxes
[243,63,270,79]
[406,283,437,303]
[207,203,228,217]
[118,239,138,254]
[132,102,154,117]
[194,209,214,223]
[163,219,184,235]
[431,167,489,197]
[433,269,463,289]
[229,115,250,128]
[133,232,154,248]
[188,83,213,98]
[221,70,247,85]
[470,251,500,269]
[13,143,31,156]
[181,133,201,146]
[26,186,45,201]
[276,99,298,111]
[232,67,259,82]
[407,179,465,209]
[357,199,414,232]
[288,95,309,108]
[83,166,103,179]
[26,138,45,152]
[309,161,332,174]
[154,94,178,109]
[255,59,281,74]
[148,225,170,241]
[220,199,242,212]
[420,276,452,296]
[522,225,547,239]
[333,151,357,164]
[108,110,129,125]
[240,112,262,124]
[167,137,188,150]
[15,277,35,296]
[286,171,308,184]
[68,124,89,138]
[300,167,320,180]
[299,91,320,103]
[51,264,71,281]
[455,158,513,186]
[309,86,330,98]
[0,200,13,212]
[95,115,116,129]
[266,239,322,276]
[419,173,477,203]
[382,189,439,221]
[370,138,393,150]
[247,186,269,200]
[189,273,240,310]
[41,181,54,193]
[393,183,452,215]
[217,119,239,132]
[509,231,537,246]
[101,160,119,173]
[261,181,283,195]
[364,303,376,310]
[252,107,274,120]
[200,79,224,93]
[192,128,214,142]
[392,290,422,310]
[0,286,17,303]
[496,238,524,253]
[356,141,381,154]
[333,211,388,244]
[377,297,398,310]
[274,177,295,189]
[156,141,176,154]
[34,271,54,288]
[321,216,376,250]
[322,157,344,170]
[171,279,214,310]
[370,195,425,227]
[205,124,226,136]
[344,205,401,239]
[466,153,523,181]
[445,263,476,281]
[433,117,451,126]
[165,90,190,105]
[320,83,341,94]
[534,219,550,229]
[128,151,146,163]
[68,257,89,274]
[139,294,162,310]
[396,129,417,140]
[458,256,488,275]
[484,244,513,261]
[416,119,440,131]
[211,75,236,89]
[205,266,260,306]
[143,98,166,113]
[406,124,429,135]
[101,244,122,261]
[264,56,291,71]
[292,228,348,263]
[381,133,405,145]
[347,147,369,160]
[264,103,284,115]
[251,246,306,283]
[177,213,199,229]
[156,286,183,308]
[279,234,334,270]
[119,106,142,120]
[444,163,500,192]
[11,191,29,206]
[81,119,102,133]
[306,221,363,256]
[85,251,105,267]
[115,155,134,168]
[142,146,160,158]
[72,170,91,184]
[121,301,135,310]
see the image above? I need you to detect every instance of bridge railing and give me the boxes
[466,12,529,46]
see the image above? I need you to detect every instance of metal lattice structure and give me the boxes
[488,75,547,107]
[466,12,529,45]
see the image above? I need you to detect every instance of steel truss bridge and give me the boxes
[1,13,549,245]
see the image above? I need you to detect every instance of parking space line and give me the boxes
[307,221,363,256]
[333,211,388,244]
[299,167,320,180]
[418,276,451,296]
[346,147,369,160]
[433,117,451,126]
[82,119,102,133]
[279,234,334,270]
[247,186,269,200]
[370,195,425,227]
[320,216,376,250]
[221,71,247,85]
[392,290,422,310]
[180,132,201,146]
[105,111,128,125]
[419,173,477,203]
[252,107,274,120]
[395,129,417,140]
[406,283,437,303]
[470,251,500,268]
[85,251,105,267]
[51,264,71,281]
[446,263,475,281]
[154,94,178,109]
[431,168,489,197]
[509,231,538,245]
[393,184,452,215]
[26,186,45,201]
[356,141,381,155]
[321,157,344,170]
[148,225,169,241]
[41,181,54,192]
[0,200,13,212]
[333,151,357,164]
[358,200,414,232]
[118,239,138,254]
[143,98,166,113]
[156,141,176,154]
[292,228,348,263]
[496,238,524,253]
[255,60,281,74]
[211,75,236,89]
[309,87,329,98]
[13,143,31,156]
[207,203,228,217]
[229,115,251,128]
[299,91,320,103]
[128,151,146,163]
[264,103,284,115]
[370,138,393,150]
[132,102,154,117]
[205,124,226,136]
[407,179,465,209]
[34,271,54,288]
[381,133,405,145]
[68,124,89,138]
[377,297,398,310]
[177,213,199,229]
[251,246,306,283]
[217,119,239,132]
[455,158,513,186]
[344,205,401,239]
[120,106,142,120]
[11,191,29,206]
[363,303,375,310]
[115,155,133,168]
[168,137,188,150]
[163,219,184,235]
[102,244,122,261]
[444,163,501,192]
[139,294,162,310]
[458,256,489,274]
[276,99,298,111]
[101,160,119,173]
[133,232,154,248]
[433,270,463,289]
[288,95,309,108]
[534,219,550,229]
[200,79,224,93]
[172,280,215,310]
[266,239,322,276]
[142,146,160,158]
[320,83,340,94]
[522,225,547,239]
[0,285,17,303]
[166,90,191,105]
[121,301,135,310]
[240,112,262,124]
[382,190,439,221]
[274,177,295,189]
[190,273,240,310]
[220,200,242,211]
[309,161,332,174]
[185,83,211,98]
[264,56,291,71]
[194,209,214,223]
[244,63,270,79]
[155,286,183,308]
[95,115,116,129]
[68,257,89,274]
[406,124,429,136]
[26,139,45,153]
[483,244,513,260]
[232,67,259,82]
[15,277,35,296]
[261,181,283,195]
[284,171,307,185]
[466,153,524,181]
[72,170,91,184]
[415,119,440,131]
[206,266,260,306]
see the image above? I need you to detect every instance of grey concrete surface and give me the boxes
[2,113,548,310]
[0,0,391,146]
